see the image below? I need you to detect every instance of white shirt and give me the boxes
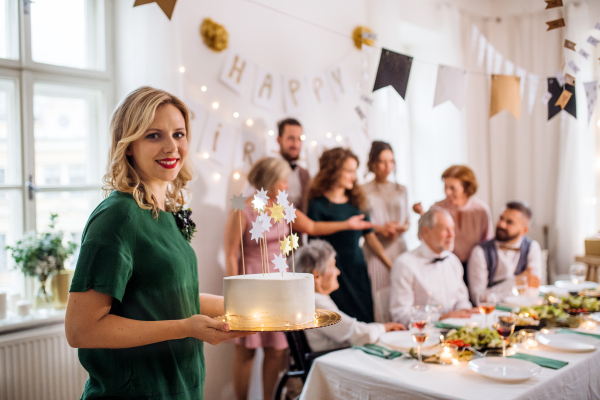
[305,293,386,352]
[468,237,542,305]
[389,243,472,326]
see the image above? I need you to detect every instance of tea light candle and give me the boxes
[581,317,597,331]
[524,338,538,349]
[439,344,458,365]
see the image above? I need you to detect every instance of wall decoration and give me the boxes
[568,60,580,74]
[283,75,308,114]
[308,71,334,106]
[352,26,375,50]
[555,89,572,110]
[133,0,177,19]
[583,81,598,124]
[372,48,413,99]
[327,63,346,100]
[200,18,229,52]
[433,64,469,110]
[564,40,576,51]
[564,73,575,86]
[546,18,565,30]
[547,78,576,120]
[252,66,282,112]
[588,36,599,47]
[198,113,237,165]
[527,73,540,114]
[545,0,563,9]
[220,51,252,95]
[580,49,590,59]
[490,75,521,120]
[235,130,265,173]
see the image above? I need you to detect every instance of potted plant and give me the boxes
[6,214,78,309]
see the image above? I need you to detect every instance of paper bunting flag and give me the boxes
[556,71,565,87]
[133,0,177,19]
[596,23,600,30]
[268,203,285,223]
[355,106,367,120]
[542,92,552,105]
[583,81,598,124]
[230,193,247,212]
[564,73,575,86]
[284,203,297,224]
[433,65,469,110]
[545,0,562,9]
[515,67,527,99]
[485,43,496,76]
[276,190,289,207]
[546,18,565,31]
[272,253,288,274]
[258,213,271,232]
[360,95,374,105]
[580,49,590,59]
[477,35,487,68]
[490,75,521,120]
[564,40,576,51]
[250,221,264,243]
[547,77,576,120]
[568,61,580,74]
[372,48,413,99]
[289,233,300,250]
[504,60,515,76]
[588,36,599,47]
[527,74,540,114]
[279,236,292,256]
[555,90,572,110]
[492,52,504,75]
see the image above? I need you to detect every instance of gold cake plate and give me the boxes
[214,308,342,332]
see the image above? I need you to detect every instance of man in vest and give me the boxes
[277,118,310,212]
[468,201,542,305]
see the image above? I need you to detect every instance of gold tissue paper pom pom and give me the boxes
[352,26,375,50]
[200,18,229,52]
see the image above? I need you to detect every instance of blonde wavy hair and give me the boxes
[103,86,193,217]
[247,157,292,192]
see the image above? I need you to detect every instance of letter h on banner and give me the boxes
[220,51,252,96]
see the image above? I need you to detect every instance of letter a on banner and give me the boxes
[284,75,307,115]
[198,113,236,165]
[252,66,281,112]
[220,51,252,95]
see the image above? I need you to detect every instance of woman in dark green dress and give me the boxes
[65,87,251,400]
[307,148,392,323]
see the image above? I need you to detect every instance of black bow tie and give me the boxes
[430,257,447,264]
[289,161,297,171]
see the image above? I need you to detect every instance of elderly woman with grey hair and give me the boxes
[292,240,405,352]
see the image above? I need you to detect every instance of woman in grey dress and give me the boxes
[362,141,410,320]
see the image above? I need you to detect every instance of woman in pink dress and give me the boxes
[413,165,493,287]
[224,157,373,400]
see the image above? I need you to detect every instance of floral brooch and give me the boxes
[172,208,197,243]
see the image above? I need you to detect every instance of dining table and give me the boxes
[299,313,600,400]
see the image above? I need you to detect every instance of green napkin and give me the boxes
[352,343,403,360]
[495,305,516,312]
[557,329,600,340]
[435,321,462,330]
[508,353,568,370]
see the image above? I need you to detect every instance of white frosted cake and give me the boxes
[224,273,316,329]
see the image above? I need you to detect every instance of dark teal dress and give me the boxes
[307,196,375,323]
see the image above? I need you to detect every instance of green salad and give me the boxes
[445,327,504,349]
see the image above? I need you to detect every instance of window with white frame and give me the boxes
[0,0,112,297]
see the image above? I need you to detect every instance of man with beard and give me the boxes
[468,201,541,305]
[277,118,310,212]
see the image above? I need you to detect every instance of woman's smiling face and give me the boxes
[126,103,188,186]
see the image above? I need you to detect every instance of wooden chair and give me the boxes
[273,330,348,400]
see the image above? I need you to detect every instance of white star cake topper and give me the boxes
[249,220,264,243]
[284,203,297,224]
[271,252,288,274]
[257,213,272,232]
[276,189,289,207]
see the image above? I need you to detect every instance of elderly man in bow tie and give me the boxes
[468,201,541,305]
[390,207,473,326]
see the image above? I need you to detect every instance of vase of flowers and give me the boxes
[6,214,77,310]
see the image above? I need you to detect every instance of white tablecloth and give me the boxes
[300,339,600,400]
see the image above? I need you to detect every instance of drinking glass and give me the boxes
[409,313,431,371]
[477,292,498,328]
[513,275,528,296]
[425,303,443,322]
[494,313,516,357]
[570,265,587,285]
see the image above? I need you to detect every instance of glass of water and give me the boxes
[570,265,587,285]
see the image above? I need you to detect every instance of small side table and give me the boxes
[575,255,600,283]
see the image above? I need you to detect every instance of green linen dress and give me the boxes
[307,196,375,323]
[70,191,204,400]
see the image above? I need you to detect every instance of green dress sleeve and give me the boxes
[362,211,374,236]
[70,205,135,302]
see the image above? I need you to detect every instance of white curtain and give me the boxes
[368,0,597,276]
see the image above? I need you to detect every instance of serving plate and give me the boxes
[537,333,597,352]
[502,296,543,307]
[554,280,598,292]
[379,330,440,351]
[214,308,341,332]
[468,358,542,383]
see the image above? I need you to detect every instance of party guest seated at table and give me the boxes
[468,201,542,305]
[295,240,405,352]
[390,207,473,326]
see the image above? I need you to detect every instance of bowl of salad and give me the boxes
[445,327,504,350]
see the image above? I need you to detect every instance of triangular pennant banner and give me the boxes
[545,0,563,9]
[583,81,598,124]
[133,0,178,19]
[490,75,521,120]
[546,18,565,30]
[547,77,576,120]
[527,73,540,114]
[433,65,469,110]
[372,48,413,99]
[580,49,590,59]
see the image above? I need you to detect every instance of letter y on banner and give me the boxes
[220,51,252,96]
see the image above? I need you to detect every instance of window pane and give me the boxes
[33,83,104,186]
[30,0,105,70]
[0,78,21,186]
[36,190,103,269]
[0,0,19,60]
[0,190,24,290]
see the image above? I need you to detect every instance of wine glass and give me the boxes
[494,313,516,357]
[477,292,498,328]
[570,264,587,286]
[409,312,431,371]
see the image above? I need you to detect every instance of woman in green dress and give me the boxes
[65,87,251,400]
[307,148,392,323]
